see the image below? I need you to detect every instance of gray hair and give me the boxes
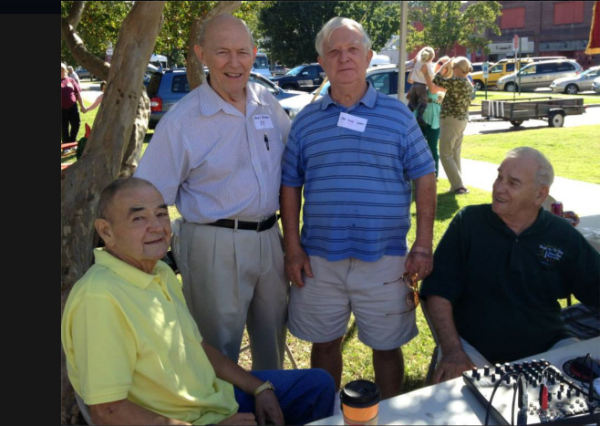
[315,17,372,57]
[97,177,157,220]
[506,147,554,187]
[197,14,254,47]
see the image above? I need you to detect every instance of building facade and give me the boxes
[478,1,598,68]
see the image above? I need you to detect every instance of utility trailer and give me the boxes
[481,97,585,127]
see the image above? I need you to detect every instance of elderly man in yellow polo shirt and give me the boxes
[61,177,334,425]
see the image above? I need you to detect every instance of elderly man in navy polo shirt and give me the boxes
[280,16,437,399]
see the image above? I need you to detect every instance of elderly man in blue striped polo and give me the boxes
[280,16,437,399]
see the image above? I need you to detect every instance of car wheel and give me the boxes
[548,111,565,128]
[474,80,484,91]
[510,120,523,127]
[565,84,578,95]
[505,82,517,92]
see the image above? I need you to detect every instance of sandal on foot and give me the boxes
[454,187,469,194]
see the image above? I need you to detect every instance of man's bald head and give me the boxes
[197,14,254,47]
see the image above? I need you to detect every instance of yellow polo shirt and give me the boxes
[61,248,238,425]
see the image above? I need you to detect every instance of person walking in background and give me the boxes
[280,17,436,399]
[67,65,81,86]
[407,46,436,126]
[433,56,474,195]
[61,62,85,143]
[417,55,451,178]
[134,14,291,371]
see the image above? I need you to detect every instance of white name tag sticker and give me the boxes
[337,112,367,132]
[253,114,274,130]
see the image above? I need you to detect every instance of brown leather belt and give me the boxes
[206,214,278,232]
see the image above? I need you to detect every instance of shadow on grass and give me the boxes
[144,132,153,143]
[436,191,461,221]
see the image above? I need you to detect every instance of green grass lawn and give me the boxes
[462,124,600,184]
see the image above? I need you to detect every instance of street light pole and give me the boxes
[397,1,408,104]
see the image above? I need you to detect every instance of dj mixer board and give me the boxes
[463,356,600,424]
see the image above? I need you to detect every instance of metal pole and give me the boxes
[397,1,408,104]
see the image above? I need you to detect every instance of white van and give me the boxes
[370,53,392,67]
[150,53,168,70]
[252,52,272,79]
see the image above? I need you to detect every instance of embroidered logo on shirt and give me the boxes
[537,244,564,266]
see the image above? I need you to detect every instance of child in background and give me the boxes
[407,46,436,125]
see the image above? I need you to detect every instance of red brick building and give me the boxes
[472,1,598,68]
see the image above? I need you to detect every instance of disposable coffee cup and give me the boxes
[340,379,381,425]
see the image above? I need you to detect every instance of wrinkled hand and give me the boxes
[404,249,433,281]
[432,349,475,384]
[218,412,257,425]
[284,246,313,287]
[255,390,284,425]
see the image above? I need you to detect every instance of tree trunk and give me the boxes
[60,2,165,424]
[186,1,242,90]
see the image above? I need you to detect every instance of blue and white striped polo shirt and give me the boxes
[281,83,435,262]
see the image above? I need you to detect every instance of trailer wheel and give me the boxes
[510,120,523,127]
[548,111,565,128]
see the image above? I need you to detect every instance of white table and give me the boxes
[578,214,600,252]
[309,337,600,425]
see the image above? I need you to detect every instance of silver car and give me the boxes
[593,76,600,94]
[550,65,600,94]
[497,59,582,92]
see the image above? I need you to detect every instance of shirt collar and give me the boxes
[320,81,377,111]
[93,247,169,290]
[486,204,548,237]
[197,79,266,117]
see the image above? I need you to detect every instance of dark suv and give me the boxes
[271,63,325,92]
[146,69,306,128]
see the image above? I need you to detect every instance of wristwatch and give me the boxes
[253,380,275,396]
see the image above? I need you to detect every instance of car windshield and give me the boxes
[581,67,599,76]
[254,56,269,69]
[250,74,278,95]
[286,65,306,76]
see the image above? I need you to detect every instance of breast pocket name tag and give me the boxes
[337,112,367,132]
[253,114,274,130]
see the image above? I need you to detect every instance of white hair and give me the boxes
[506,147,554,187]
[315,17,371,57]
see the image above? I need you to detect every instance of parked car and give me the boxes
[146,69,306,128]
[550,65,600,94]
[497,59,583,92]
[470,62,484,73]
[271,63,325,92]
[593,76,600,94]
[279,64,413,119]
[74,66,94,80]
[470,58,534,91]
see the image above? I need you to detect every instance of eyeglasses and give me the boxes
[400,272,420,314]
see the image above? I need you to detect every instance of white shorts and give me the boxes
[288,255,418,350]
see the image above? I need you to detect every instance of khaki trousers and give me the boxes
[174,219,289,370]
[439,116,468,191]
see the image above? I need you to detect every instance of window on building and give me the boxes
[553,2,584,25]
[500,7,525,29]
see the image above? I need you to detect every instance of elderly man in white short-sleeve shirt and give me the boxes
[135,14,291,370]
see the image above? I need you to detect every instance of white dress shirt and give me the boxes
[135,80,291,223]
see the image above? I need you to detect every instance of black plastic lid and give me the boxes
[340,380,381,408]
